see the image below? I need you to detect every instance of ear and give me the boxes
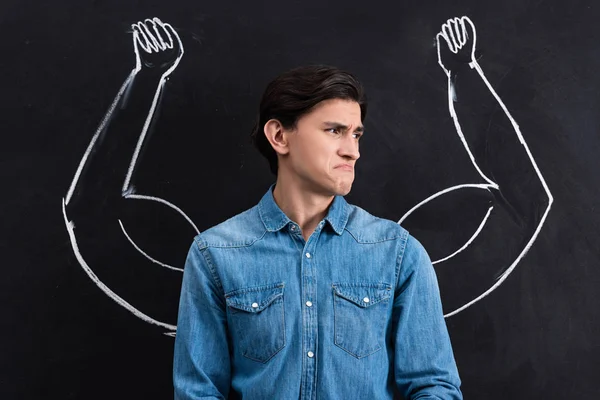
[264,119,291,156]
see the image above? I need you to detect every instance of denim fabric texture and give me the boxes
[173,184,462,400]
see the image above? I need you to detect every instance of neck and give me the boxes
[272,174,334,237]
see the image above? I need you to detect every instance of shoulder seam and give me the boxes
[193,235,224,293]
[205,229,268,248]
[344,212,405,243]
[199,205,270,248]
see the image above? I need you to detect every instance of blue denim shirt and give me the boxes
[173,185,462,399]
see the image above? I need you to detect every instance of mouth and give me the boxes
[336,164,354,171]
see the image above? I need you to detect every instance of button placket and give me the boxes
[301,236,319,398]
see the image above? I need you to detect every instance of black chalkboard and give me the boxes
[2,0,599,398]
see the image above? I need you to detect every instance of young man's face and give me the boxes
[283,98,363,197]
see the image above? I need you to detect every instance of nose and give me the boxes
[338,135,360,160]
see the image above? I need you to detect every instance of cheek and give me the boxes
[317,147,335,170]
[291,142,319,173]
[298,140,330,168]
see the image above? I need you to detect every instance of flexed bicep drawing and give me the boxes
[62,18,196,335]
[61,16,554,333]
[399,17,553,316]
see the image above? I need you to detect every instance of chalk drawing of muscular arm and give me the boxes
[62,18,196,335]
[399,17,553,317]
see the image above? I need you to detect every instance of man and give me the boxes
[173,65,462,399]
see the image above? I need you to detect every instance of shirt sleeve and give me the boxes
[393,234,463,399]
[173,237,231,400]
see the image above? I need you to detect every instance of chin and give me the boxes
[332,181,353,196]
[311,176,353,197]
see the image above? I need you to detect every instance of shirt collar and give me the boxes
[258,183,349,236]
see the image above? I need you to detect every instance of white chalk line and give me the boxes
[398,183,495,225]
[64,70,137,206]
[436,18,497,188]
[122,18,184,194]
[123,193,200,234]
[62,198,177,334]
[63,18,188,334]
[398,184,494,265]
[118,220,184,272]
[444,200,552,317]
[132,18,175,54]
[432,205,494,265]
[66,17,184,205]
[429,16,554,317]
[117,193,201,272]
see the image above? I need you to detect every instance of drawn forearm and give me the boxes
[449,65,525,166]
[458,65,551,221]
[445,68,502,187]
[65,71,164,212]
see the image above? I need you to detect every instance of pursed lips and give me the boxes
[335,164,354,171]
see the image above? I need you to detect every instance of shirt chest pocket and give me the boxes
[333,283,392,359]
[225,283,286,363]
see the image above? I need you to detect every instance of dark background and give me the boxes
[2,0,599,398]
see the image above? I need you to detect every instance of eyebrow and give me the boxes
[322,121,364,133]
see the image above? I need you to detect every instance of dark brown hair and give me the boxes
[250,65,367,175]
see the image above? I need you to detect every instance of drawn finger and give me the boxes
[450,18,463,47]
[161,22,181,51]
[132,24,151,53]
[440,24,456,53]
[462,16,477,43]
[153,18,174,50]
[133,22,156,52]
[442,22,457,52]
[446,19,461,50]
[136,21,159,52]
[438,30,455,55]
[457,18,467,45]
[143,20,162,51]
[435,32,449,72]
[462,17,477,60]
[145,18,167,51]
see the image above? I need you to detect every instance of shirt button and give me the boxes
[305,252,311,258]
[306,301,313,307]
[251,302,259,308]
[363,297,370,303]
[307,351,314,358]
[291,225,296,231]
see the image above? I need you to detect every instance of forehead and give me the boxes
[302,98,362,123]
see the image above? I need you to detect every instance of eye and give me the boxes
[327,128,341,134]
[352,132,363,140]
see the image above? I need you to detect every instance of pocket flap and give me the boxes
[333,283,391,308]
[226,283,285,313]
